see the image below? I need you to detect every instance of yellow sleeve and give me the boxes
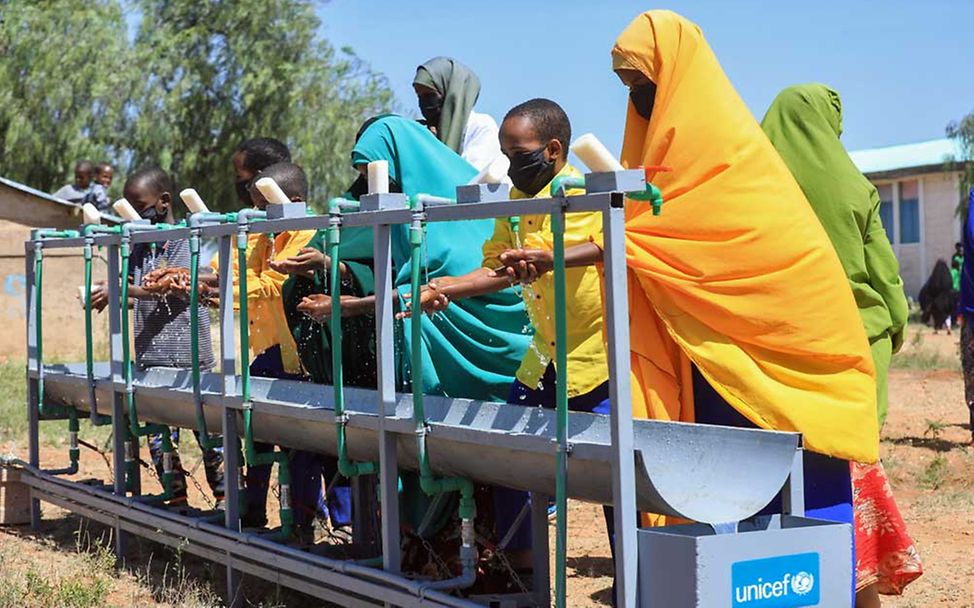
[244,230,316,302]
[523,208,604,251]
[482,218,518,268]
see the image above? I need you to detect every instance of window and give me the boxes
[877,184,894,243]
[898,180,920,244]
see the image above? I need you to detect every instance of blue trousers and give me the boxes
[493,365,612,552]
[245,346,328,529]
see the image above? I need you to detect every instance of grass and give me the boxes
[917,453,950,489]
[890,328,962,371]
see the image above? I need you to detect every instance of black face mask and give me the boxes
[508,145,555,196]
[140,205,162,224]
[418,93,443,128]
[629,82,657,121]
[235,179,251,204]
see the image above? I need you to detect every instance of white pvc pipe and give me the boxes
[468,155,511,185]
[367,160,390,194]
[254,177,291,205]
[571,133,624,173]
[179,188,210,213]
[82,203,102,225]
[112,198,141,222]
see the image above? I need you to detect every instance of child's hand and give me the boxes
[268,247,328,279]
[397,283,451,319]
[142,267,192,296]
[81,280,109,313]
[297,294,360,322]
[493,249,554,284]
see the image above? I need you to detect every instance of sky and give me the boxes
[318,0,974,158]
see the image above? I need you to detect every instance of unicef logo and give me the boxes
[790,571,815,596]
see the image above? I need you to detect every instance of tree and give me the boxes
[0,0,132,194]
[947,110,974,213]
[128,0,393,212]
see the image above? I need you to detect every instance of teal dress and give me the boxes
[352,115,530,402]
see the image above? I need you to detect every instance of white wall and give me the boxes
[872,171,960,298]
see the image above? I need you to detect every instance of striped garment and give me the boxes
[130,239,214,371]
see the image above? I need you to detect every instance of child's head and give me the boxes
[250,162,308,210]
[500,98,571,196]
[232,137,291,203]
[74,160,94,188]
[123,165,173,224]
[956,242,963,254]
[95,162,114,188]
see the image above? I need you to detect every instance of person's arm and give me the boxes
[863,188,909,352]
[268,247,350,279]
[495,242,604,283]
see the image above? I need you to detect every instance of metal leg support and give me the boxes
[106,243,129,557]
[603,204,639,608]
[374,223,401,578]
[218,234,244,607]
[25,242,41,528]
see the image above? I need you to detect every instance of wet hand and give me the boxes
[493,249,554,284]
[397,283,450,319]
[86,280,109,313]
[297,294,360,322]
[142,267,191,296]
[268,247,328,279]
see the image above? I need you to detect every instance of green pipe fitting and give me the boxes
[408,213,477,521]
[628,181,665,216]
[327,215,378,478]
[37,229,81,239]
[32,241,73,446]
[327,197,361,214]
[236,225,293,539]
[550,175,586,198]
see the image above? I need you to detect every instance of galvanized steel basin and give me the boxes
[42,363,800,524]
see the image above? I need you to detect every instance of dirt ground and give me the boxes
[1,325,973,606]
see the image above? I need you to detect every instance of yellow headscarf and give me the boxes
[611,11,878,462]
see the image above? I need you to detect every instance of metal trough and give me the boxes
[42,362,799,524]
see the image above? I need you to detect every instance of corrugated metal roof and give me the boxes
[848,138,964,175]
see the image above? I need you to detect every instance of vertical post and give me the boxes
[551,207,569,608]
[603,202,638,608]
[25,240,40,529]
[781,447,805,517]
[531,491,551,605]
[106,242,128,556]
[373,223,401,575]
[218,233,243,608]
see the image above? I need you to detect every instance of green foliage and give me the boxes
[946,110,974,214]
[0,1,131,195]
[0,0,394,211]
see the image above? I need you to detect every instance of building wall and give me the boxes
[871,171,961,298]
[0,220,109,362]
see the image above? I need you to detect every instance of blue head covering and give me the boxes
[352,116,529,401]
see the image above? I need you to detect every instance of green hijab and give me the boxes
[762,84,908,422]
[352,115,529,403]
[413,57,481,154]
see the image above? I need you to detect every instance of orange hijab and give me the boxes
[610,10,878,462]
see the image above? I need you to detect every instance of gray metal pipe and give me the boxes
[8,460,479,608]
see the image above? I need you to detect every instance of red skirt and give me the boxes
[852,461,923,594]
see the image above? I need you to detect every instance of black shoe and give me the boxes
[241,513,268,529]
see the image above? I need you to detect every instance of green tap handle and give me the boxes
[628,182,664,216]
